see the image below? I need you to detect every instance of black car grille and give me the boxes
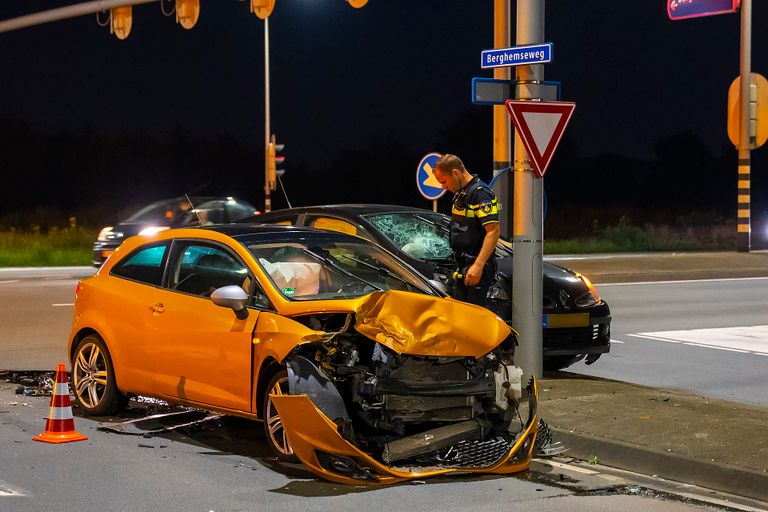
[397,436,511,469]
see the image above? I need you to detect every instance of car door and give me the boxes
[145,240,260,412]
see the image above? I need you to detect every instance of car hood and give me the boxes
[352,290,513,358]
[494,255,588,295]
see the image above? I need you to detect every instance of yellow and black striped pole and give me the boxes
[737,0,752,252]
[737,155,750,251]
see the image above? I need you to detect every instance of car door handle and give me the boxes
[150,303,165,314]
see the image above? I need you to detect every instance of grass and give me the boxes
[0,221,741,267]
[0,228,96,267]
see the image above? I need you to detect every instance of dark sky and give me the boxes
[1,1,766,196]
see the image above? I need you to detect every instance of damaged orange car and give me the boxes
[69,225,539,484]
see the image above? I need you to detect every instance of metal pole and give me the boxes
[0,0,158,35]
[737,0,752,252]
[264,16,272,213]
[492,0,512,240]
[512,0,544,382]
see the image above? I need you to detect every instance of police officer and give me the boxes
[432,154,500,308]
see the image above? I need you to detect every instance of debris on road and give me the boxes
[99,410,223,435]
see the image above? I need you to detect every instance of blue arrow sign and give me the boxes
[481,43,553,69]
[416,153,446,201]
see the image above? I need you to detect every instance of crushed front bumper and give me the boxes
[270,377,539,485]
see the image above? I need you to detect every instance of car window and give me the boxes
[168,243,264,305]
[225,201,258,221]
[111,243,169,286]
[365,213,451,260]
[309,217,357,236]
[246,237,437,301]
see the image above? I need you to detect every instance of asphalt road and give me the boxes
[566,276,768,406]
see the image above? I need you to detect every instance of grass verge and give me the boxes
[0,228,96,267]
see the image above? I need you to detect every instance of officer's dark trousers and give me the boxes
[453,260,495,308]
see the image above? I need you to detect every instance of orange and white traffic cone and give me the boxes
[32,363,88,444]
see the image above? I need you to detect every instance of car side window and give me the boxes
[309,217,358,236]
[168,243,257,301]
[111,243,169,286]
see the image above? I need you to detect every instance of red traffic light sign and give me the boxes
[505,100,575,178]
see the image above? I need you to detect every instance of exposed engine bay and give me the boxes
[286,313,528,469]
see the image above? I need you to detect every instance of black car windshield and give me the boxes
[364,212,452,260]
[244,235,437,300]
[124,199,195,225]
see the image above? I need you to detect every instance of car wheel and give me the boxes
[71,334,126,416]
[543,355,585,371]
[262,370,298,462]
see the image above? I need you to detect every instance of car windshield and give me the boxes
[124,199,195,225]
[244,235,437,300]
[364,212,452,260]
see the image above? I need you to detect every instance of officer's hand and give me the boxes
[464,263,483,286]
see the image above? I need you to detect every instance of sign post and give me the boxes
[416,153,446,212]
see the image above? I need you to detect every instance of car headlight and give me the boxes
[97,227,113,242]
[574,272,601,307]
[138,226,170,236]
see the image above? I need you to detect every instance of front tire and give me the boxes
[262,369,298,462]
[71,334,127,415]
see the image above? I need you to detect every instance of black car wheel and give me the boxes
[262,370,298,462]
[72,334,128,415]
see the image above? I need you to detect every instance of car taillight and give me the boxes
[75,282,80,299]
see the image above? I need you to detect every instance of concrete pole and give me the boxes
[512,0,544,381]
[264,16,272,213]
[737,0,752,252]
[492,0,513,240]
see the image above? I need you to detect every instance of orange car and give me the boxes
[69,224,539,484]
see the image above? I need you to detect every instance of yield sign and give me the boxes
[505,100,576,177]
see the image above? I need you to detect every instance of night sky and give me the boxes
[1,1,766,219]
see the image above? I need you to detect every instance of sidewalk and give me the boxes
[540,372,768,502]
[547,250,768,283]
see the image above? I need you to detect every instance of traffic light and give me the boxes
[176,0,200,30]
[266,134,285,192]
[110,6,132,40]
[347,0,369,7]
[251,0,276,19]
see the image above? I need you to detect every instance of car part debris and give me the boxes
[534,419,569,457]
[99,410,223,435]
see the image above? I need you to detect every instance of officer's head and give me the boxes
[433,154,467,193]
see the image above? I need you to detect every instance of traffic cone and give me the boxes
[32,363,88,444]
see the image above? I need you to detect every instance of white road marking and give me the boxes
[628,325,768,355]
[0,479,27,497]
[0,280,19,284]
[599,276,768,287]
[609,339,624,344]
[536,459,600,475]
[51,303,74,307]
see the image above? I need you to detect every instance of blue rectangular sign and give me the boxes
[481,43,553,69]
[668,0,739,20]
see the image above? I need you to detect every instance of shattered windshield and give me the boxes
[365,212,451,260]
[245,236,437,300]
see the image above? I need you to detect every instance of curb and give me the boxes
[552,427,768,502]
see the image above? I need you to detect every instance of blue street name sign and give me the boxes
[668,0,739,20]
[481,43,553,69]
[471,78,561,105]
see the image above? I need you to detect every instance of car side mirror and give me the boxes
[211,285,249,320]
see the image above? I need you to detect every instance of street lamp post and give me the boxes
[264,15,272,213]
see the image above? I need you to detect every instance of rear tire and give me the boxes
[71,334,127,415]
[262,369,298,462]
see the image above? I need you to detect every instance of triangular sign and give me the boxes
[505,100,576,177]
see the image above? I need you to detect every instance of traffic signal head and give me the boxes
[267,135,286,191]
[110,6,132,40]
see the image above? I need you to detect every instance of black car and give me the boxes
[93,196,258,267]
[240,204,611,370]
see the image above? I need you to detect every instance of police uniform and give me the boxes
[449,175,499,307]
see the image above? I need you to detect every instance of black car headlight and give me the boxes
[574,273,602,307]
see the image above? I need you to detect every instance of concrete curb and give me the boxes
[552,427,768,502]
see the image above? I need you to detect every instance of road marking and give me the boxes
[609,339,624,344]
[536,459,600,475]
[628,325,768,355]
[52,303,74,307]
[0,280,19,284]
[599,276,768,287]
[0,479,27,497]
